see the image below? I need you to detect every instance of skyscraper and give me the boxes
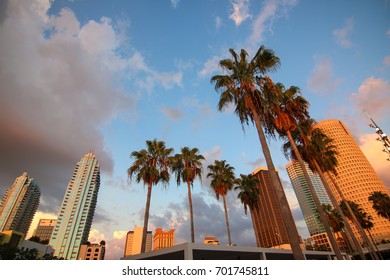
[286,160,331,236]
[315,119,390,242]
[0,172,40,236]
[49,152,100,260]
[124,226,152,257]
[153,228,175,250]
[250,167,296,248]
[32,219,56,243]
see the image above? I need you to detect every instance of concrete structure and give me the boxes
[78,242,105,260]
[121,242,350,260]
[0,172,40,236]
[32,219,56,243]
[124,226,152,256]
[0,230,25,248]
[20,239,54,258]
[286,160,331,236]
[315,119,390,242]
[250,167,296,248]
[153,228,174,250]
[203,236,220,245]
[49,152,101,260]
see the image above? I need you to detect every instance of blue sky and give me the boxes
[0,0,389,260]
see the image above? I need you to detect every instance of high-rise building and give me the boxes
[286,160,331,236]
[78,242,105,260]
[124,226,152,256]
[250,167,296,248]
[153,228,174,250]
[49,152,100,260]
[32,219,56,243]
[315,119,390,242]
[0,172,40,236]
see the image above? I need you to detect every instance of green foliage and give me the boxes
[234,174,260,215]
[368,191,390,220]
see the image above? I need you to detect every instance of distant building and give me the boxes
[250,167,299,248]
[78,242,105,260]
[286,160,331,236]
[203,236,220,245]
[124,226,152,256]
[49,152,101,260]
[0,172,40,236]
[32,219,56,244]
[315,119,390,242]
[153,228,174,250]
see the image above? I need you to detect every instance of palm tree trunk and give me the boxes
[247,98,305,260]
[286,130,343,260]
[187,181,195,243]
[141,182,152,253]
[327,173,380,260]
[222,194,232,246]
[312,160,366,260]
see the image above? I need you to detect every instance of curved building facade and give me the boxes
[315,119,390,242]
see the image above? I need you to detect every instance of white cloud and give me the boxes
[215,16,223,30]
[307,56,340,94]
[333,18,354,48]
[351,77,390,121]
[171,0,180,9]
[199,55,222,77]
[229,0,252,26]
[387,29,390,37]
[160,107,185,121]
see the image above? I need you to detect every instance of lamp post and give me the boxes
[364,111,390,161]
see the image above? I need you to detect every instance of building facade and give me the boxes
[0,172,40,236]
[153,228,174,250]
[32,219,56,243]
[250,167,294,248]
[78,242,105,260]
[315,119,390,242]
[286,160,331,236]
[49,152,101,260]
[124,226,152,256]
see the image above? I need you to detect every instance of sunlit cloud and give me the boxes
[333,18,354,48]
[171,0,180,9]
[229,0,252,26]
[384,55,390,66]
[160,106,185,121]
[215,16,223,30]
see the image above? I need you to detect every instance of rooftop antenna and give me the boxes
[364,110,390,161]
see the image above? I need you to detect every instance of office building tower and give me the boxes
[286,160,331,236]
[78,242,105,260]
[0,172,40,236]
[153,228,175,250]
[32,219,56,243]
[124,226,152,256]
[315,119,390,242]
[250,167,296,248]
[49,152,100,260]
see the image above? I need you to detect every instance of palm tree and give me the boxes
[269,83,343,259]
[207,160,236,246]
[171,146,205,243]
[211,46,304,259]
[368,191,390,220]
[283,121,367,259]
[128,139,174,253]
[234,174,260,215]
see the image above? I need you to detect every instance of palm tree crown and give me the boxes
[368,191,390,220]
[234,174,260,215]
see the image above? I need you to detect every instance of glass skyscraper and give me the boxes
[49,152,100,260]
[0,172,40,236]
[286,160,331,236]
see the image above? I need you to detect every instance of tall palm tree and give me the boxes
[211,46,304,259]
[171,146,205,243]
[234,174,260,245]
[207,160,236,246]
[234,174,260,215]
[368,191,390,220]
[128,139,174,253]
[270,83,343,259]
[283,121,367,259]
